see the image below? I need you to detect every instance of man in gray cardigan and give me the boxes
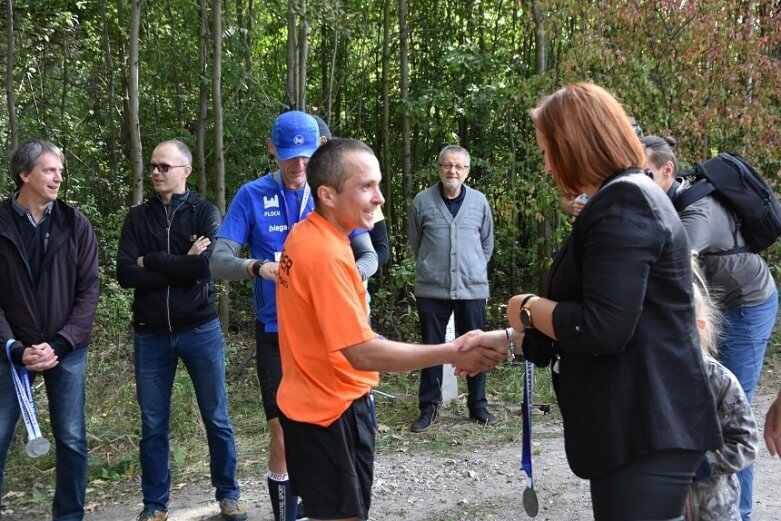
[407,145,495,432]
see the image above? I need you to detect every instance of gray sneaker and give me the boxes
[219,498,248,521]
[136,509,168,521]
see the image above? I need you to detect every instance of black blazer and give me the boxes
[524,170,722,479]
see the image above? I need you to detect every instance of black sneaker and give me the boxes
[410,409,438,433]
[296,499,307,520]
[469,408,496,425]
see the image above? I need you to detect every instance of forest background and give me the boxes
[1,0,781,515]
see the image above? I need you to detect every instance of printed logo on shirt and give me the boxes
[278,250,293,288]
[263,195,280,209]
[264,210,282,217]
[268,224,288,233]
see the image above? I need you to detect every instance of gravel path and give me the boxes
[66,393,781,521]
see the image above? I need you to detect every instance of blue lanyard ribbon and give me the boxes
[5,340,43,441]
[522,360,534,488]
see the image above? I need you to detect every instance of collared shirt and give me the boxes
[10,192,54,285]
[11,192,54,226]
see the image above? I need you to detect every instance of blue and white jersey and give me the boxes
[218,172,314,331]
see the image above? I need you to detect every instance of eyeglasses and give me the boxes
[149,163,188,173]
[439,163,470,173]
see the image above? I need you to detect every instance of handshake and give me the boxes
[450,293,537,376]
[450,329,521,377]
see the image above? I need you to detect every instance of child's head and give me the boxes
[692,258,721,355]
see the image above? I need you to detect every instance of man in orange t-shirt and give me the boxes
[276,139,505,521]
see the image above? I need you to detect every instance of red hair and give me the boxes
[531,83,646,195]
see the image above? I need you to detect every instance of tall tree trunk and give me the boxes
[532,0,551,296]
[197,0,209,196]
[236,0,253,98]
[380,0,392,268]
[99,0,117,173]
[285,0,308,110]
[399,0,411,205]
[213,0,229,325]
[327,26,338,122]
[533,1,546,77]
[59,36,70,199]
[128,0,144,205]
[166,0,182,121]
[286,0,298,108]
[297,0,308,110]
[236,0,245,90]
[247,0,254,72]
[117,0,131,165]
[5,0,17,151]
[331,36,343,134]
[213,0,225,215]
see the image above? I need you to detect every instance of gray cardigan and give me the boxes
[408,183,493,300]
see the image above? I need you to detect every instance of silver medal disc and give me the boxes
[25,436,50,458]
[522,486,539,517]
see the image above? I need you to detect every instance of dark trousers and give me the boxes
[590,449,704,521]
[416,297,487,413]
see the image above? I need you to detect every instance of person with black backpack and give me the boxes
[642,135,778,521]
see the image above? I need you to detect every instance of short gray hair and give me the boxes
[156,139,193,165]
[437,145,470,166]
[9,139,65,188]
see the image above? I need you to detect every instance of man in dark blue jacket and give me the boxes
[117,140,246,521]
[0,138,99,521]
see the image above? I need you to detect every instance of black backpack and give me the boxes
[672,152,781,253]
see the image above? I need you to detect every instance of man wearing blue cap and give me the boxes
[210,111,319,521]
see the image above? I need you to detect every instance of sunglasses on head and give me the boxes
[149,163,188,174]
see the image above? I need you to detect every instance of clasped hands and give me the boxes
[21,343,59,372]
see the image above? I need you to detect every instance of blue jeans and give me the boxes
[718,288,778,521]
[0,348,88,521]
[134,318,240,511]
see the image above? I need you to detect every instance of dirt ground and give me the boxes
[56,392,780,521]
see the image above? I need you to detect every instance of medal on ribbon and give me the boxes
[521,359,539,517]
[5,340,50,458]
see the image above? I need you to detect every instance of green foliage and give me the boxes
[371,252,420,341]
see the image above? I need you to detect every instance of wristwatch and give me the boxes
[520,295,540,329]
[252,259,269,276]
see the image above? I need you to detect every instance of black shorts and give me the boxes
[279,396,376,520]
[255,320,282,420]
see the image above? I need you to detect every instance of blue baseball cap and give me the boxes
[271,111,319,160]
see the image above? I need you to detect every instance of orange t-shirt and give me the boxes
[276,211,378,427]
